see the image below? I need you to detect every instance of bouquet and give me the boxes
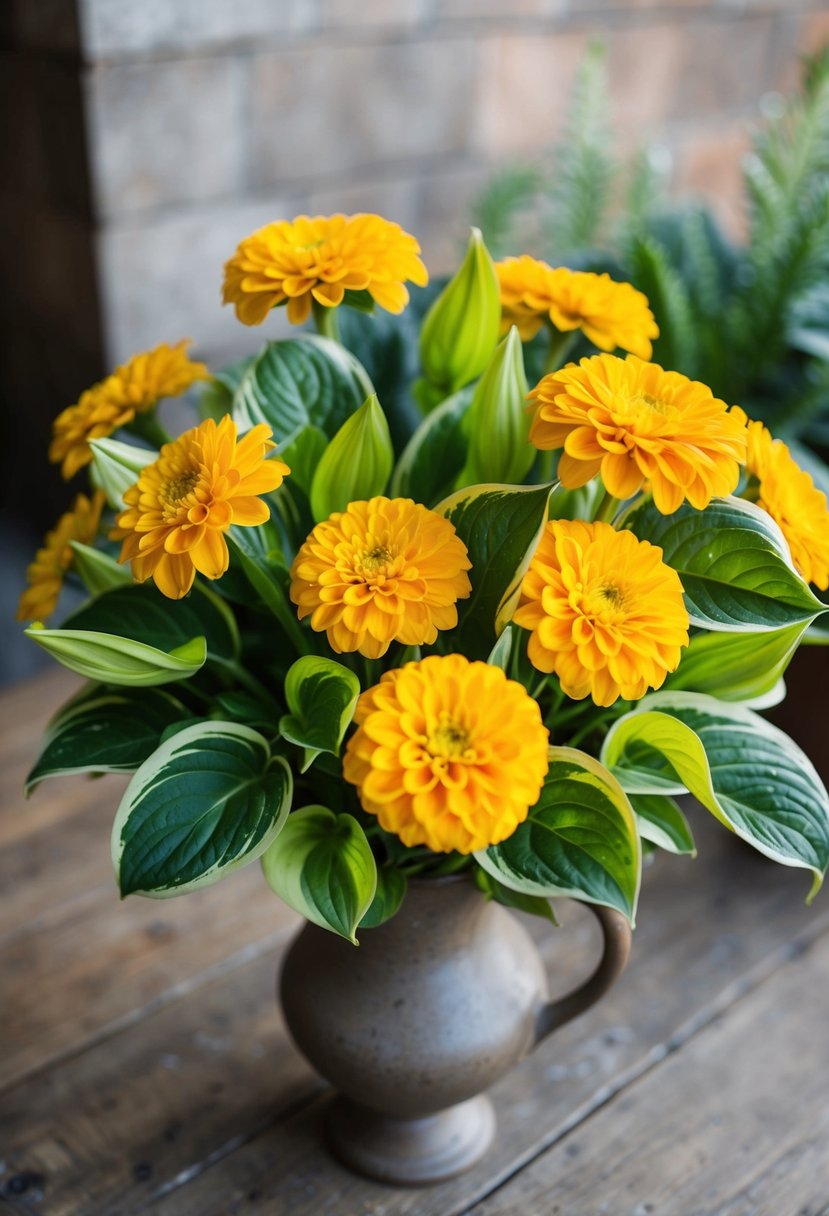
[19,213,829,941]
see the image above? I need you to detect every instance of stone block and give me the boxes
[97,198,305,367]
[307,177,421,240]
[414,163,492,272]
[672,16,776,120]
[250,38,478,187]
[78,0,320,59]
[320,0,425,28]
[86,57,248,217]
[474,31,588,157]
[671,122,751,239]
[437,0,566,19]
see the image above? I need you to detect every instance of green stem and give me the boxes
[128,411,171,449]
[593,490,621,524]
[542,328,577,376]
[312,299,340,343]
[537,449,556,484]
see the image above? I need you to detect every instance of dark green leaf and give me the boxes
[280,656,360,771]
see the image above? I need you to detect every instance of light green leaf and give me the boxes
[280,656,360,772]
[460,327,533,486]
[666,622,807,703]
[602,691,829,899]
[26,623,205,687]
[88,436,157,510]
[70,542,133,596]
[487,624,515,673]
[310,393,393,522]
[629,793,696,856]
[112,722,292,897]
[435,481,554,659]
[390,385,473,505]
[26,684,186,794]
[359,866,407,929]
[61,582,240,662]
[626,495,824,631]
[261,805,377,942]
[476,747,641,923]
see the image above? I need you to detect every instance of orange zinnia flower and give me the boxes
[529,354,747,514]
[497,257,658,358]
[343,654,549,853]
[735,408,829,590]
[113,416,289,600]
[514,520,689,707]
[290,497,471,659]
[223,213,429,326]
[17,491,106,621]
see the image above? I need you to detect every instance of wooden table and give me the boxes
[2,670,828,1215]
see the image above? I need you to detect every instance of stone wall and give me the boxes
[2,0,828,523]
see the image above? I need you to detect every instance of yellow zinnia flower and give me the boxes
[496,257,659,358]
[529,354,747,514]
[222,213,429,327]
[17,490,106,621]
[112,415,289,600]
[734,408,829,590]
[343,654,549,853]
[290,497,471,659]
[50,341,209,479]
[514,520,689,707]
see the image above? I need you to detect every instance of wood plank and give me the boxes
[5,813,821,1216]
[468,928,829,1216]
[0,856,300,1091]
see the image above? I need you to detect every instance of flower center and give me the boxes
[356,544,392,578]
[628,391,675,418]
[598,582,625,608]
[161,471,199,504]
[428,714,471,760]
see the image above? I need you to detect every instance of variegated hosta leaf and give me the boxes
[435,481,555,660]
[629,793,696,856]
[602,691,829,900]
[26,624,205,687]
[112,722,292,897]
[626,495,824,632]
[261,805,376,943]
[26,684,185,794]
[666,621,807,704]
[476,747,641,924]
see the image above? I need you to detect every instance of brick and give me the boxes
[78,0,319,60]
[250,38,478,187]
[97,199,304,367]
[672,17,777,120]
[320,0,425,29]
[605,24,687,131]
[474,32,589,157]
[671,122,751,239]
[85,57,248,217]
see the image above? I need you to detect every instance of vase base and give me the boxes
[325,1093,496,1185]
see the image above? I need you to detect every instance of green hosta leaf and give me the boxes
[476,747,641,923]
[113,722,292,897]
[602,691,829,899]
[390,385,473,505]
[626,495,824,631]
[359,866,407,929]
[70,543,133,596]
[26,684,186,794]
[226,527,309,656]
[310,393,394,522]
[232,335,373,454]
[26,623,205,687]
[62,583,240,662]
[475,868,557,922]
[199,356,255,422]
[261,805,377,942]
[280,656,360,772]
[666,622,807,704]
[435,481,554,660]
[629,793,696,856]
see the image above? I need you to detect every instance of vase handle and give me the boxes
[533,903,632,1046]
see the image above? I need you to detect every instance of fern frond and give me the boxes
[543,41,616,256]
[471,164,544,259]
[627,237,699,375]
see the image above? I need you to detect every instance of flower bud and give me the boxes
[418,228,501,404]
[88,437,157,510]
[310,394,394,522]
[461,326,533,486]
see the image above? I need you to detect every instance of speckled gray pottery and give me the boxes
[279,877,630,1186]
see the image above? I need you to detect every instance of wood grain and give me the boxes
[468,930,829,1216]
